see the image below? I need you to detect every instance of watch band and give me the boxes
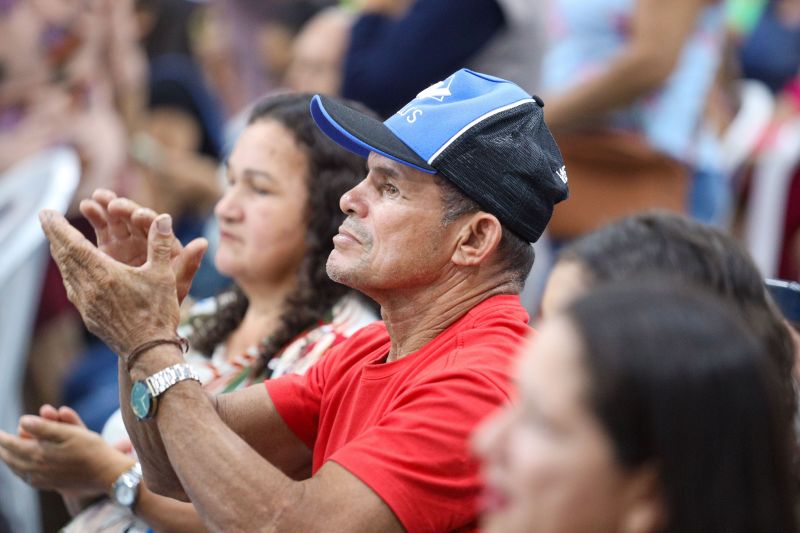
[145,363,201,397]
[110,462,142,508]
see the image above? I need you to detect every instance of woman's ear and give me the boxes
[620,465,665,533]
[451,213,503,267]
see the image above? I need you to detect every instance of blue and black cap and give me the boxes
[310,68,569,243]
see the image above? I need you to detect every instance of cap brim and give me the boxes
[310,95,436,174]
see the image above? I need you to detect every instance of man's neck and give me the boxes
[378,277,518,362]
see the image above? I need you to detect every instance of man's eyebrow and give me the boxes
[369,164,401,179]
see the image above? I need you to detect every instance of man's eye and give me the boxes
[384,183,399,195]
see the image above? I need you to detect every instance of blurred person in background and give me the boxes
[737,0,800,279]
[126,0,228,304]
[0,0,145,205]
[129,0,225,224]
[222,4,354,140]
[256,1,333,90]
[189,0,276,118]
[541,212,797,431]
[0,0,145,461]
[541,0,726,240]
[283,6,355,96]
[0,2,145,530]
[475,282,798,533]
[194,0,331,118]
[0,93,376,532]
[61,0,229,438]
[739,0,800,95]
[340,0,543,117]
[1,1,223,529]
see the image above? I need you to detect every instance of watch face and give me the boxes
[115,480,136,507]
[130,381,152,419]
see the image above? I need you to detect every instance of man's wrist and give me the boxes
[127,343,185,381]
[125,336,188,373]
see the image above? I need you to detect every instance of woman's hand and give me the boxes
[0,408,135,497]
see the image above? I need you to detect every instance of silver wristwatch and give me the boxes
[110,462,142,509]
[130,363,201,420]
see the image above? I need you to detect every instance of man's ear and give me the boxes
[451,213,503,267]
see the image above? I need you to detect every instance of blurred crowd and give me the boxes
[2,0,800,531]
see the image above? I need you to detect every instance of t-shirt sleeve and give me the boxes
[264,345,332,450]
[264,324,385,450]
[328,368,511,533]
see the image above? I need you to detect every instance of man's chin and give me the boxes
[326,256,357,287]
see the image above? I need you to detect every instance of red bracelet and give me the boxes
[125,337,189,372]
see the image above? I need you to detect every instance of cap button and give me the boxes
[532,94,545,107]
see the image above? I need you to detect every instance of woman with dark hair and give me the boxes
[540,211,797,425]
[0,92,377,532]
[185,92,376,381]
[475,283,798,533]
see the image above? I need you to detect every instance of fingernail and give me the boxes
[156,215,172,235]
[19,416,37,429]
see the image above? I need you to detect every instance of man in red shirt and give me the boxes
[35,69,568,531]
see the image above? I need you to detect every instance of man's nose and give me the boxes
[340,179,368,217]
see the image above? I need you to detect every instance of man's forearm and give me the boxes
[544,0,706,130]
[129,348,301,531]
[118,350,187,499]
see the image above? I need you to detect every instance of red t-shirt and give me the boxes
[265,295,531,532]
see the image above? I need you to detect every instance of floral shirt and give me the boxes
[183,294,379,394]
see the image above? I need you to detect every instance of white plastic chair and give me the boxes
[719,79,775,178]
[0,147,80,533]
